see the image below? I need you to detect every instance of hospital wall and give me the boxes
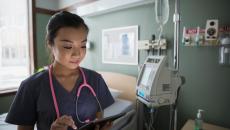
[81,0,230,129]
[0,0,230,129]
[177,0,230,129]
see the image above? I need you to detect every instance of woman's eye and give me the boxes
[63,46,72,49]
[81,46,86,48]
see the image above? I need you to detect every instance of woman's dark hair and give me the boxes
[46,11,89,46]
[45,11,89,63]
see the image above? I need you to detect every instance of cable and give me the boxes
[169,76,182,130]
[169,104,174,130]
[136,99,140,130]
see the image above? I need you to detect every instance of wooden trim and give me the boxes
[35,7,58,15]
[26,0,36,73]
[0,89,17,97]
[31,0,38,70]
[0,0,34,96]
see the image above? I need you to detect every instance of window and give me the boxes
[0,0,34,93]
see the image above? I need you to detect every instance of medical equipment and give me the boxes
[205,19,219,41]
[173,0,180,71]
[136,55,182,107]
[136,0,181,130]
[155,0,169,54]
[195,26,200,45]
[155,0,169,26]
[48,65,103,123]
[219,36,230,66]
[138,39,167,50]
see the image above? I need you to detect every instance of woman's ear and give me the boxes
[46,42,55,62]
[47,42,54,53]
[47,43,52,49]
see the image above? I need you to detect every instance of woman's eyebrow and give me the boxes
[60,39,87,44]
[60,39,73,43]
[82,39,87,43]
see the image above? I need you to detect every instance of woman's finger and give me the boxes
[53,115,77,130]
[60,116,77,129]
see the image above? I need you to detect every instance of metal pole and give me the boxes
[173,0,180,71]
[173,0,180,129]
[174,108,178,130]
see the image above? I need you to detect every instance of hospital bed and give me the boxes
[0,71,137,130]
[99,71,137,130]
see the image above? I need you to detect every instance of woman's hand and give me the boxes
[95,121,113,130]
[50,115,77,130]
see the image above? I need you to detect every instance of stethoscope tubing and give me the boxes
[48,65,102,123]
[48,65,60,118]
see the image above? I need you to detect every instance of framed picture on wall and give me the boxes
[102,25,138,65]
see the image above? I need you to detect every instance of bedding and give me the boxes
[104,98,133,117]
[0,113,16,130]
[104,98,136,130]
[109,88,122,99]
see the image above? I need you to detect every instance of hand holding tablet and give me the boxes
[78,112,126,130]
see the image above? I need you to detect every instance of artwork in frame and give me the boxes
[102,25,138,65]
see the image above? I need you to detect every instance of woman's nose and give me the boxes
[71,47,81,57]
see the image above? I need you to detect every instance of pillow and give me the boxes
[109,88,122,99]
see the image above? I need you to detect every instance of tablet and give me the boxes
[78,112,126,130]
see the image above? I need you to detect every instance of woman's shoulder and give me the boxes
[81,67,101,78]
[20,69,49,89]
[14,69,49,99]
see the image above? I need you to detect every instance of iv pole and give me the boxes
[174,0,180,71]
[173,0,180,129]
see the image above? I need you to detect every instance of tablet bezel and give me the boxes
[78,112,126,130]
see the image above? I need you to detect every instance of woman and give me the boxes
[5,11,114,130]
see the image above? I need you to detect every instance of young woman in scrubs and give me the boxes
[5,11,114,130]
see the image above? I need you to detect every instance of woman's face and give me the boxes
[51,26,88,69]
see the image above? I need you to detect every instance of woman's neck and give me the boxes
[52,62,79,77]
[51,62,80,92]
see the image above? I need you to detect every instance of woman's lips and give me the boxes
[70,60,80,64]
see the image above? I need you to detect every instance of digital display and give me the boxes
[147,58,160,63]
[140,66,152,86]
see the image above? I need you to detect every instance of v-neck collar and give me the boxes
[52,73,83,95]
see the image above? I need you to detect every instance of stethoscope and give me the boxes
[48,65,103,123]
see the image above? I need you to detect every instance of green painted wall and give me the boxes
[81,0,230,129]
[35,13,51,68]
[0,95,14,113]
[81,2,174,76]
[178,0,230,128]
[81,2,175,130]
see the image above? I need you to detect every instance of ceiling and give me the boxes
[36,0,97,10]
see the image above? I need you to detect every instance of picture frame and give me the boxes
[102,25,138,65]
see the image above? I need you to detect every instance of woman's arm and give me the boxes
[18,125,34,130]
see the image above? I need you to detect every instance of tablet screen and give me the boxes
[78,112,126,130]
